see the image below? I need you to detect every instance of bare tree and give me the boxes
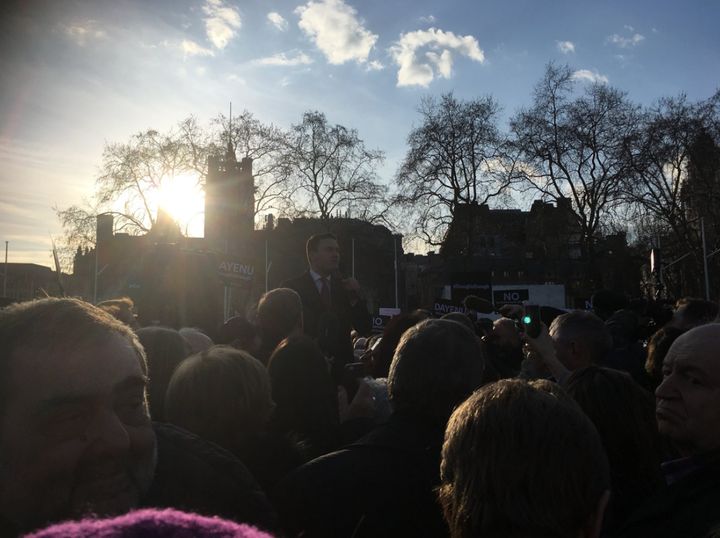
[280,111,386,220]
[211,111,292,217]
[511,63,639,276]
[57,112,294,254]
[621,92,720,296]
[393,93,516,246]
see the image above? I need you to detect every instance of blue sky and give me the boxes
[1,0,718,266]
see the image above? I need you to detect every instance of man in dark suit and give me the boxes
[281,233,371,381]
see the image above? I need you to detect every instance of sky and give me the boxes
[1,0,719,267]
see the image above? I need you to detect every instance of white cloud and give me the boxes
[624,24,635,32]
[389,28,484,87]
[607,32,644,48]
[203,0,241,50]
[419,15,436,23]
[253,50,314,66]
[267,12,288,31]
[60,20,107,46]
[295,0,378,65]
[181,39,215,57]
[267,11,287,32]
[557,40,575,54]
[572,69,609,84]
[366,60,384,71]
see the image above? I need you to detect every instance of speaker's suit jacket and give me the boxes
[281,272,371,380]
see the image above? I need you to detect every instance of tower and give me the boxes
[204,136,255,253]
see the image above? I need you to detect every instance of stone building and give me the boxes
[408,200,641,309]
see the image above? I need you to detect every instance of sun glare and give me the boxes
[155,174,205,237]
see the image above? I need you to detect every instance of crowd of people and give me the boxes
[0,232,719,537]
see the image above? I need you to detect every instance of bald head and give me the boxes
[655,323,720,456]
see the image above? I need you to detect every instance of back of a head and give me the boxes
[439,379,610,538]
[388,319,486,424]
[0,298,146,410]
[550,311,612,365]
[179,327,214,355]
[673,297,719,329]
[645,326,686,387]
[441,312,476,333]
[165,345,273,451]
[218,316,259,353]
[137,326,191,421]
[565,367,662,520]
[267,335,338,437]
[257,289,303,352]
[605,309,640,348]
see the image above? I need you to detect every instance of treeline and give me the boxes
[58,62,720,296]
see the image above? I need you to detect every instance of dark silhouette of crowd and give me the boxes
[1,233,719,537]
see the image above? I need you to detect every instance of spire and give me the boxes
[226,101,236,163]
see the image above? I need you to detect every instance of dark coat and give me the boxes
[610,451,720,538]
[281,272,371,380]
[273,412,449,538]
[143,423,279,534]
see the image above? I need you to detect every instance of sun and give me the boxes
[155,173,205,237]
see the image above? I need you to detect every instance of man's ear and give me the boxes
[585,489,610,538]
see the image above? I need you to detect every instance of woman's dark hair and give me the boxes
[565,366,663,529]
[164,345,274,452]
[389,319,486,425]
[645,326,686,390]
[136,326,190,421]
[267,335,340,457]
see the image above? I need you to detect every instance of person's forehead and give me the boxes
[8,333,145,405]
[665,332,720,377]
[318,238,339,249]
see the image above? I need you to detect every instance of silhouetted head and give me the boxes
[256,288,303,363]
[566,366,663,523]
[645,326,686,389]
[178,327,214,355]
[670,297,719,330]
[165,345,274,453]
[136,326,191,421]
[388,319,486,425]
[267,336,339,454]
